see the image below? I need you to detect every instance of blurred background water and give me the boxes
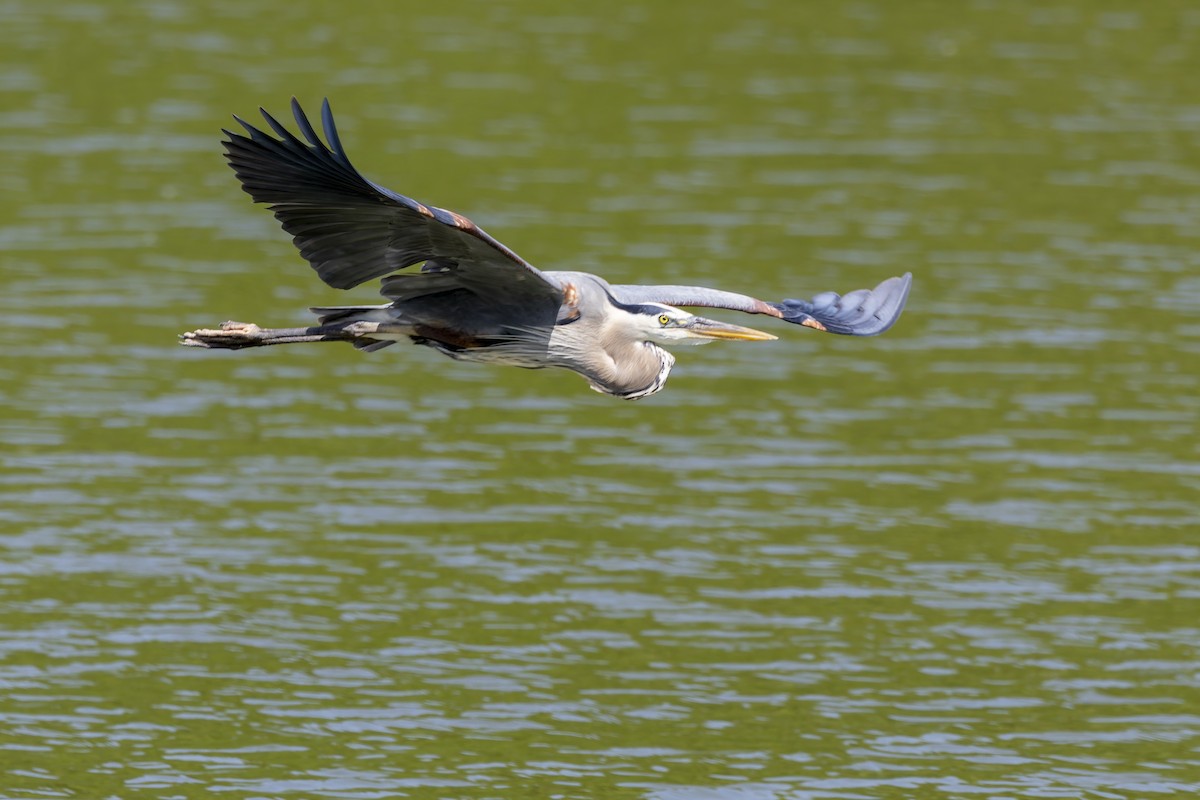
[2,1,1199,798]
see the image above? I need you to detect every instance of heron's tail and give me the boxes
[307,304,393,325]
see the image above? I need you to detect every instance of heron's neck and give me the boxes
[595,340,675,400]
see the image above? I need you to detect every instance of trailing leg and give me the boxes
[179,320,373,350]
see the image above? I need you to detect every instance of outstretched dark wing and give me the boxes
[608,273,912,336]
[222,97,563,307]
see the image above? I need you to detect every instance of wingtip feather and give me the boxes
[774,272,913,336]
[320,97,350,165]
[289,97,324,150]
[230,114,258,137]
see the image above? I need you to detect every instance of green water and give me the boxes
[2,2,1199,798]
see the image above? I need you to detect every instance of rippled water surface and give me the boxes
[2,2,1199,797]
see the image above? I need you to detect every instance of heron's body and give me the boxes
[182,98,912,399]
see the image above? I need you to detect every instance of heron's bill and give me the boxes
[687,317,777,341]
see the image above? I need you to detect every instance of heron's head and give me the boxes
[629,302,777,347]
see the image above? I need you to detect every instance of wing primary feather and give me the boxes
[289,97,326,152]
[228,121,320,173]
[259,107,312,152]
[223,125,360,197]
[772,272,911,336]
[320,98,352,168]
[234,115,290,149]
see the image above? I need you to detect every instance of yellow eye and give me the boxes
[658,314,671,326]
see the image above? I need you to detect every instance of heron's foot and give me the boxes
[344,321,381,336]
[179,321,264,348]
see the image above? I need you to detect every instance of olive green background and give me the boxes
[1,2,1198,798]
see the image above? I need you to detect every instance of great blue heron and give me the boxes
[181,98,911,400]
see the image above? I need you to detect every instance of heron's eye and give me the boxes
[658,314,671,326]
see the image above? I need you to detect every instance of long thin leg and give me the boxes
[179,320,363,349]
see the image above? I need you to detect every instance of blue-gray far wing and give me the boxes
[772,272,911,336]
[609,273,911,336]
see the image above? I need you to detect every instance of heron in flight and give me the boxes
[182,98,911,399]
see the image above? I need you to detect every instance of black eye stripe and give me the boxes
[603,290,672,318]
